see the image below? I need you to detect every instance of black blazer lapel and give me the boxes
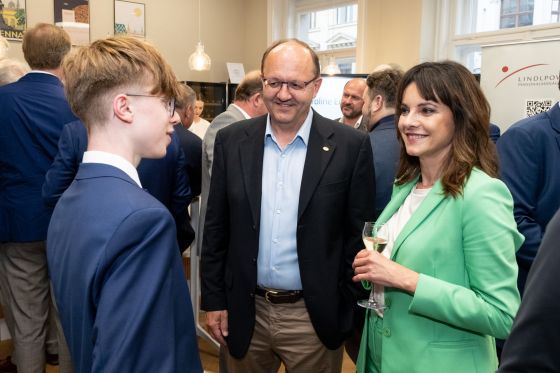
[239,119,266,228]
[298,114,335,220]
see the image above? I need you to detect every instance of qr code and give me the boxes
[525,99,553,117]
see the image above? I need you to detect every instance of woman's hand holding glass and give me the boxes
[353,222,419,301]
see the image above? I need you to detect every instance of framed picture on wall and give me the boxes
[114,0,145,38]
[54,0,90,46]
[0,0,26,41]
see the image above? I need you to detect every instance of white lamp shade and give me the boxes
[322,56,341,75]
[188,42,211,71]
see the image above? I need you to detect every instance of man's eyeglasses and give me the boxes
[262,77,318,91]
[126,93,176,118]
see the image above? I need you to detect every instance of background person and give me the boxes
[198,69,267,373]
[338,78,367,132]
[496,82,560,295]
[0,23,76,373]
[190,95,211,139]
[0,55,29,373]
[498,208,560,372]
[0,58,29,86]
[344,66,403,364]
[175,83,202,198]
[362,67,404,219]
[352,61,522,373]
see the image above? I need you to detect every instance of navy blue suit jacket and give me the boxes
[42,120,194,250]
[47,163,202,373]
[369,114,400,219]
[175,124,202,197]
[489,123,501,144]
[497,103,560,293]
[0,73,77,241]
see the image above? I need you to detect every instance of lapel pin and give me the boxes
[322,146,330,152]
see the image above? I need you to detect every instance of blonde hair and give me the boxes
[0,58,29,86]
[22,23,71,70]
[62,36,179,126]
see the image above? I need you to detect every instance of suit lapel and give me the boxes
[298,114,335,220]
[239,119,266,226]
[390,180,446,259]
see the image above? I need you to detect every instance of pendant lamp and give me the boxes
[322,56,341,75]
[188,0,211,71]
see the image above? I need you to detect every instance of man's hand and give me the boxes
[206,310,229,345]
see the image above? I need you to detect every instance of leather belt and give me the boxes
[255,287,303,304]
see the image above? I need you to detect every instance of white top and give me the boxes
[338,115,363,129]
[82,151,142,187]
[189,118,211,139]
[374,185,431,316]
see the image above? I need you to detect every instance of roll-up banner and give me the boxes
[480,39,560,132]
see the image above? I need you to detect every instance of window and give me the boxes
[296,3,357,52]
[335,5,357,25]
[275,0,358,74]
[309,12,317,29]
[456,0,559,35]
[551,0,559,21]
[446,0,560,73]
[500,0,534,28]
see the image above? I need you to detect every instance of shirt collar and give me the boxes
[265,109,313,147]
[231,103,251,119]
[82,151,142,187]
[28,70,58,77]
[353,115,363,128]
[339,115,363,128]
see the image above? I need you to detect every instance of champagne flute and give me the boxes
[357,221,387,310]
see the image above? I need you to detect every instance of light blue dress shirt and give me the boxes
[257,110,313,290]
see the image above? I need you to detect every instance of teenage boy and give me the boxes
[47,36,202,372]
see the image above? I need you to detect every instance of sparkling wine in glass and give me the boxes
[357,221,387,310]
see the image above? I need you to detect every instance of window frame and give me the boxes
[434,0,560,72]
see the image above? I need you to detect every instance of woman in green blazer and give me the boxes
[353,61,523,373]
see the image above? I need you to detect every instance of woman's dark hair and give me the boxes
[394,61,498,197]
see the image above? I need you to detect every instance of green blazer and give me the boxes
[357,169,523,373]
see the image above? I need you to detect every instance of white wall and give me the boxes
[3,0,268,82]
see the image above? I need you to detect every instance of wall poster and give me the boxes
[114,0,145,38]
[0,0,26,41]
[54,0,90,46]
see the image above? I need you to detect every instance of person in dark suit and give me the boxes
[342,66,403,364]
[498,208,560,372]
[199,70,267,373]
[198,70,267,268]
[174,83,202,197]
[201,39,375,372]
[489,123,501,143]
[362,67,404,220]
[496,95,560,295]
[0,23,76,373]
[41,119,193,252]
[47,36,202,372]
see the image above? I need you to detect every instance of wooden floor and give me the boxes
[2,337,356,373]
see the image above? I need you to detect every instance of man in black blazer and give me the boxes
[498,208,560,372]
[201,39,375,372]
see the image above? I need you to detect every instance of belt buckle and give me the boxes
[264,289,278,303]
